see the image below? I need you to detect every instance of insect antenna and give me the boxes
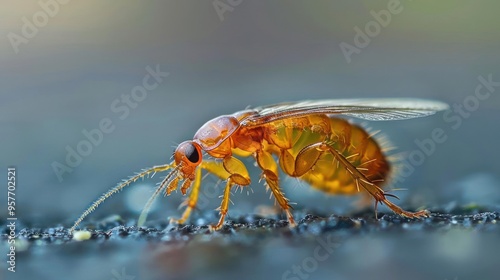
[137,165,181,227]
[69,163,174,233]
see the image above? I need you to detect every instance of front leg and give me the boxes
[169,167,202,225]
[208,156,251,230]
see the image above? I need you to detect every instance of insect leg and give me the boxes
[210,178,235,230]
[263,170,296,226]
[170,160,240,226]
[256,150,296,227]
[304,142,429,219]
[169,166,202,225]
[209,156,251,230]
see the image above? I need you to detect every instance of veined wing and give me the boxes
[241,98,449,126]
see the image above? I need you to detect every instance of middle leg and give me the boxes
[256,150,296,226]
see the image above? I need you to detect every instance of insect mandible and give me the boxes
[70,98,449,232]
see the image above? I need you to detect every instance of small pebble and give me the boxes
[72,230,92,241]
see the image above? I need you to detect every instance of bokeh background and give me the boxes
[1,1,500,279]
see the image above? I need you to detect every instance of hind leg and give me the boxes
[292,142,429,219]
[323,142,428,218]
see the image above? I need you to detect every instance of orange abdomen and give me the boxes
[262,115,390,195]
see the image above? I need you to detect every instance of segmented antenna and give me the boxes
[137,165,180,227]
[69,163,173,233]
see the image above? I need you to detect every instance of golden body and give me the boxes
[70,98,448,232]
[256,115,390,194]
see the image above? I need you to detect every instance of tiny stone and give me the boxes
[72,230,92,241]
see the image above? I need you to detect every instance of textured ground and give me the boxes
[6,208,500,244]
[2,206,500,280]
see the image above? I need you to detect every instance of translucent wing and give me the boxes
[241,98,449,126]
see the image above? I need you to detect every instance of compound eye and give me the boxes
[185,144,200,163]
[174,141,202,165]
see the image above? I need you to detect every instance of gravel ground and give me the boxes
[5,208,500,243]
[2,207,500,280]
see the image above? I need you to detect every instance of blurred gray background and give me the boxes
[1,1,500,279]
